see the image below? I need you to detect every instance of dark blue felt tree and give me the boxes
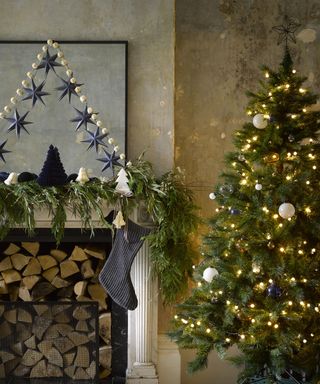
[37,145,67,186]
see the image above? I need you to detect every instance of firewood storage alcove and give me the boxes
[0,228,128,384]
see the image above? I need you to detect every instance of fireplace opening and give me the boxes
[0,228,128,383]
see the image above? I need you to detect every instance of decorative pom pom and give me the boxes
[0,172,9,182]
[66,173,78,183]
[18,172,37,183]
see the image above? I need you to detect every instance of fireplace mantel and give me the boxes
[25,206,180,384]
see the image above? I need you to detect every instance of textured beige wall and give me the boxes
[0,0,175,175]
[175,0,320,383]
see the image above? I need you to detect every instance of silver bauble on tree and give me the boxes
[202,267,219,283]
[253,113,268,129]
[278,202,295,219]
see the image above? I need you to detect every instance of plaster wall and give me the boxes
[0,0,175,175]
[175,0,320,383]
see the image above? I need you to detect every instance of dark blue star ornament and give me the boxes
[0,140,10,162]
[37,49,62,75]
[5,109,33,138]
[70,106,96,131]
[56,77,83,103]
[97,149,121,174]
[81,127,108,153]
[22,79,50,107]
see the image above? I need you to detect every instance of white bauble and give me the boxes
[202,267,219,283]
[209,192,216,200]
[253,113,268,129]
[255,183,262,191]
[278,202,295,219]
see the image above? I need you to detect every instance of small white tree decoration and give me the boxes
[115,168,133,197]
[76,167,90,185]
[4,172,18,185]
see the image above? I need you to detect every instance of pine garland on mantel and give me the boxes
[0,157,200,304]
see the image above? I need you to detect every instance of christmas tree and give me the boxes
[171,46,320,383]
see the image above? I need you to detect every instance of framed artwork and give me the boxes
[0,40,127,177]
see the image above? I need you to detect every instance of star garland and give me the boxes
[36,49,62,75]
[5,110,32,138]
[0,140,10,162]
[56,77,83,103]
[0,39,126,168]
[97,149,121,174]
[22,79,50,107]
[81,126,108,153]
[71,105,95,131]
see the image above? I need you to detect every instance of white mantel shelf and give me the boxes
[32,206,113,228]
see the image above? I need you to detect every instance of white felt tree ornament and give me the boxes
[113,211,126,229]
[202,267,219,283]
[115,168,133,197]
[76,167,90,184]
[4,172,18,186]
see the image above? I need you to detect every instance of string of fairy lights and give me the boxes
[0,39,126,162]
[174,66,320,348]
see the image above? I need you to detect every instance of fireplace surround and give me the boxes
[0,207,169,384]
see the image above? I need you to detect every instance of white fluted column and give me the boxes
[127,239,159,384]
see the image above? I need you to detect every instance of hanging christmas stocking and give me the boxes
[99,217,151,310]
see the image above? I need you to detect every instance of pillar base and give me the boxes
[126,363,158,383]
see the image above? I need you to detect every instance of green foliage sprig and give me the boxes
[0,158,199,304]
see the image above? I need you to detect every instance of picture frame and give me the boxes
[0,40,128,177]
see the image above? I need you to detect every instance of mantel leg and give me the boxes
[126,240,159,384]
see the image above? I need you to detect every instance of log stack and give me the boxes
[0,302,98,380]
[0,242,112,380]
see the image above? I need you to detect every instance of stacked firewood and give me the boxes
[0,302,98,379]
[0,242,111,379]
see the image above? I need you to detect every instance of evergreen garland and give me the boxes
[0,158,199,304]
